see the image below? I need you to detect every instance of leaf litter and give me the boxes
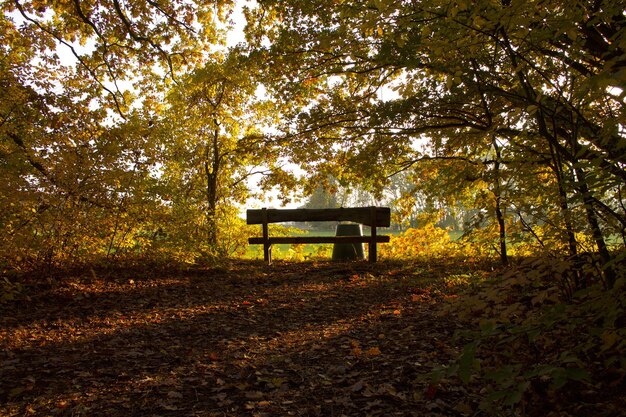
[0,259,552,416]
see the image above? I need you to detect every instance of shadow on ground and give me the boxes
[1,260,471,416]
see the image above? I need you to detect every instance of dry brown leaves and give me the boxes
[1,260,479,416]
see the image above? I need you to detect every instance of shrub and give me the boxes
[381,225,461,259]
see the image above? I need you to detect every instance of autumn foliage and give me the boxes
[381,225,459,259]
[1,0,626,415]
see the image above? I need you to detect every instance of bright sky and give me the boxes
[225,1,249,47]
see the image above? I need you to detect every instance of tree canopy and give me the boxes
[0,0,624,282]
[243,0,625,285]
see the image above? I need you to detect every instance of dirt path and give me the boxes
[1,260,479,416]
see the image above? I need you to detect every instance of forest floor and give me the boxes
[0,259,623,416]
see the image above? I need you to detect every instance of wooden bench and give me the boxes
[247,207,391,264]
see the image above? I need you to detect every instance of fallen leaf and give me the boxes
[350,340,362,356]
[269,377,286,388]
[350,379,365,392]
[245,391,264,400]
[425,384,438,400]
[167,391,183,399]
[455,402,474,414]
[9,387,25,398]
[365,347,381,357]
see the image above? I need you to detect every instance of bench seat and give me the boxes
[248,235,390,245]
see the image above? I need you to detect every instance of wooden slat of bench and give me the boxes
[246,207,391,227]
[248,235,390,245]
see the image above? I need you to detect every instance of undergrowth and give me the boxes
[435,256,626,416]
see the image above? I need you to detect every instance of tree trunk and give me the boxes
[574,166,617,289]
[205,125,220,251]
[495,201,508,265]
[548,142,582,288]
[492,137,508,265]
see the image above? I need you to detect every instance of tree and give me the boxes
[244,0,625,283]
[4,0,235,114]
[159,51,286,257]
[0,0,236,267]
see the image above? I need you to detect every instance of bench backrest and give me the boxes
[246,207,391,228]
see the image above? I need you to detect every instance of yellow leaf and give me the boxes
[455,402,473,414]
[601,331,619,351]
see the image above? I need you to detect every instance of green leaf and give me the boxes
[458,342,477,384]
[565,367,590,382]
[486,389,509,402]
[526,104,538,114]
[486,365,518,387]
[504,390,522,406]
[550,367,567,389]
[504,381,529,406]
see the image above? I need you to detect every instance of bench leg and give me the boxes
[266,245,273,264]
[262,208,271,264]
[369,206,377,263]
[264,243,272,264]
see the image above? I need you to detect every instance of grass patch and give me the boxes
[243,227,464,260]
